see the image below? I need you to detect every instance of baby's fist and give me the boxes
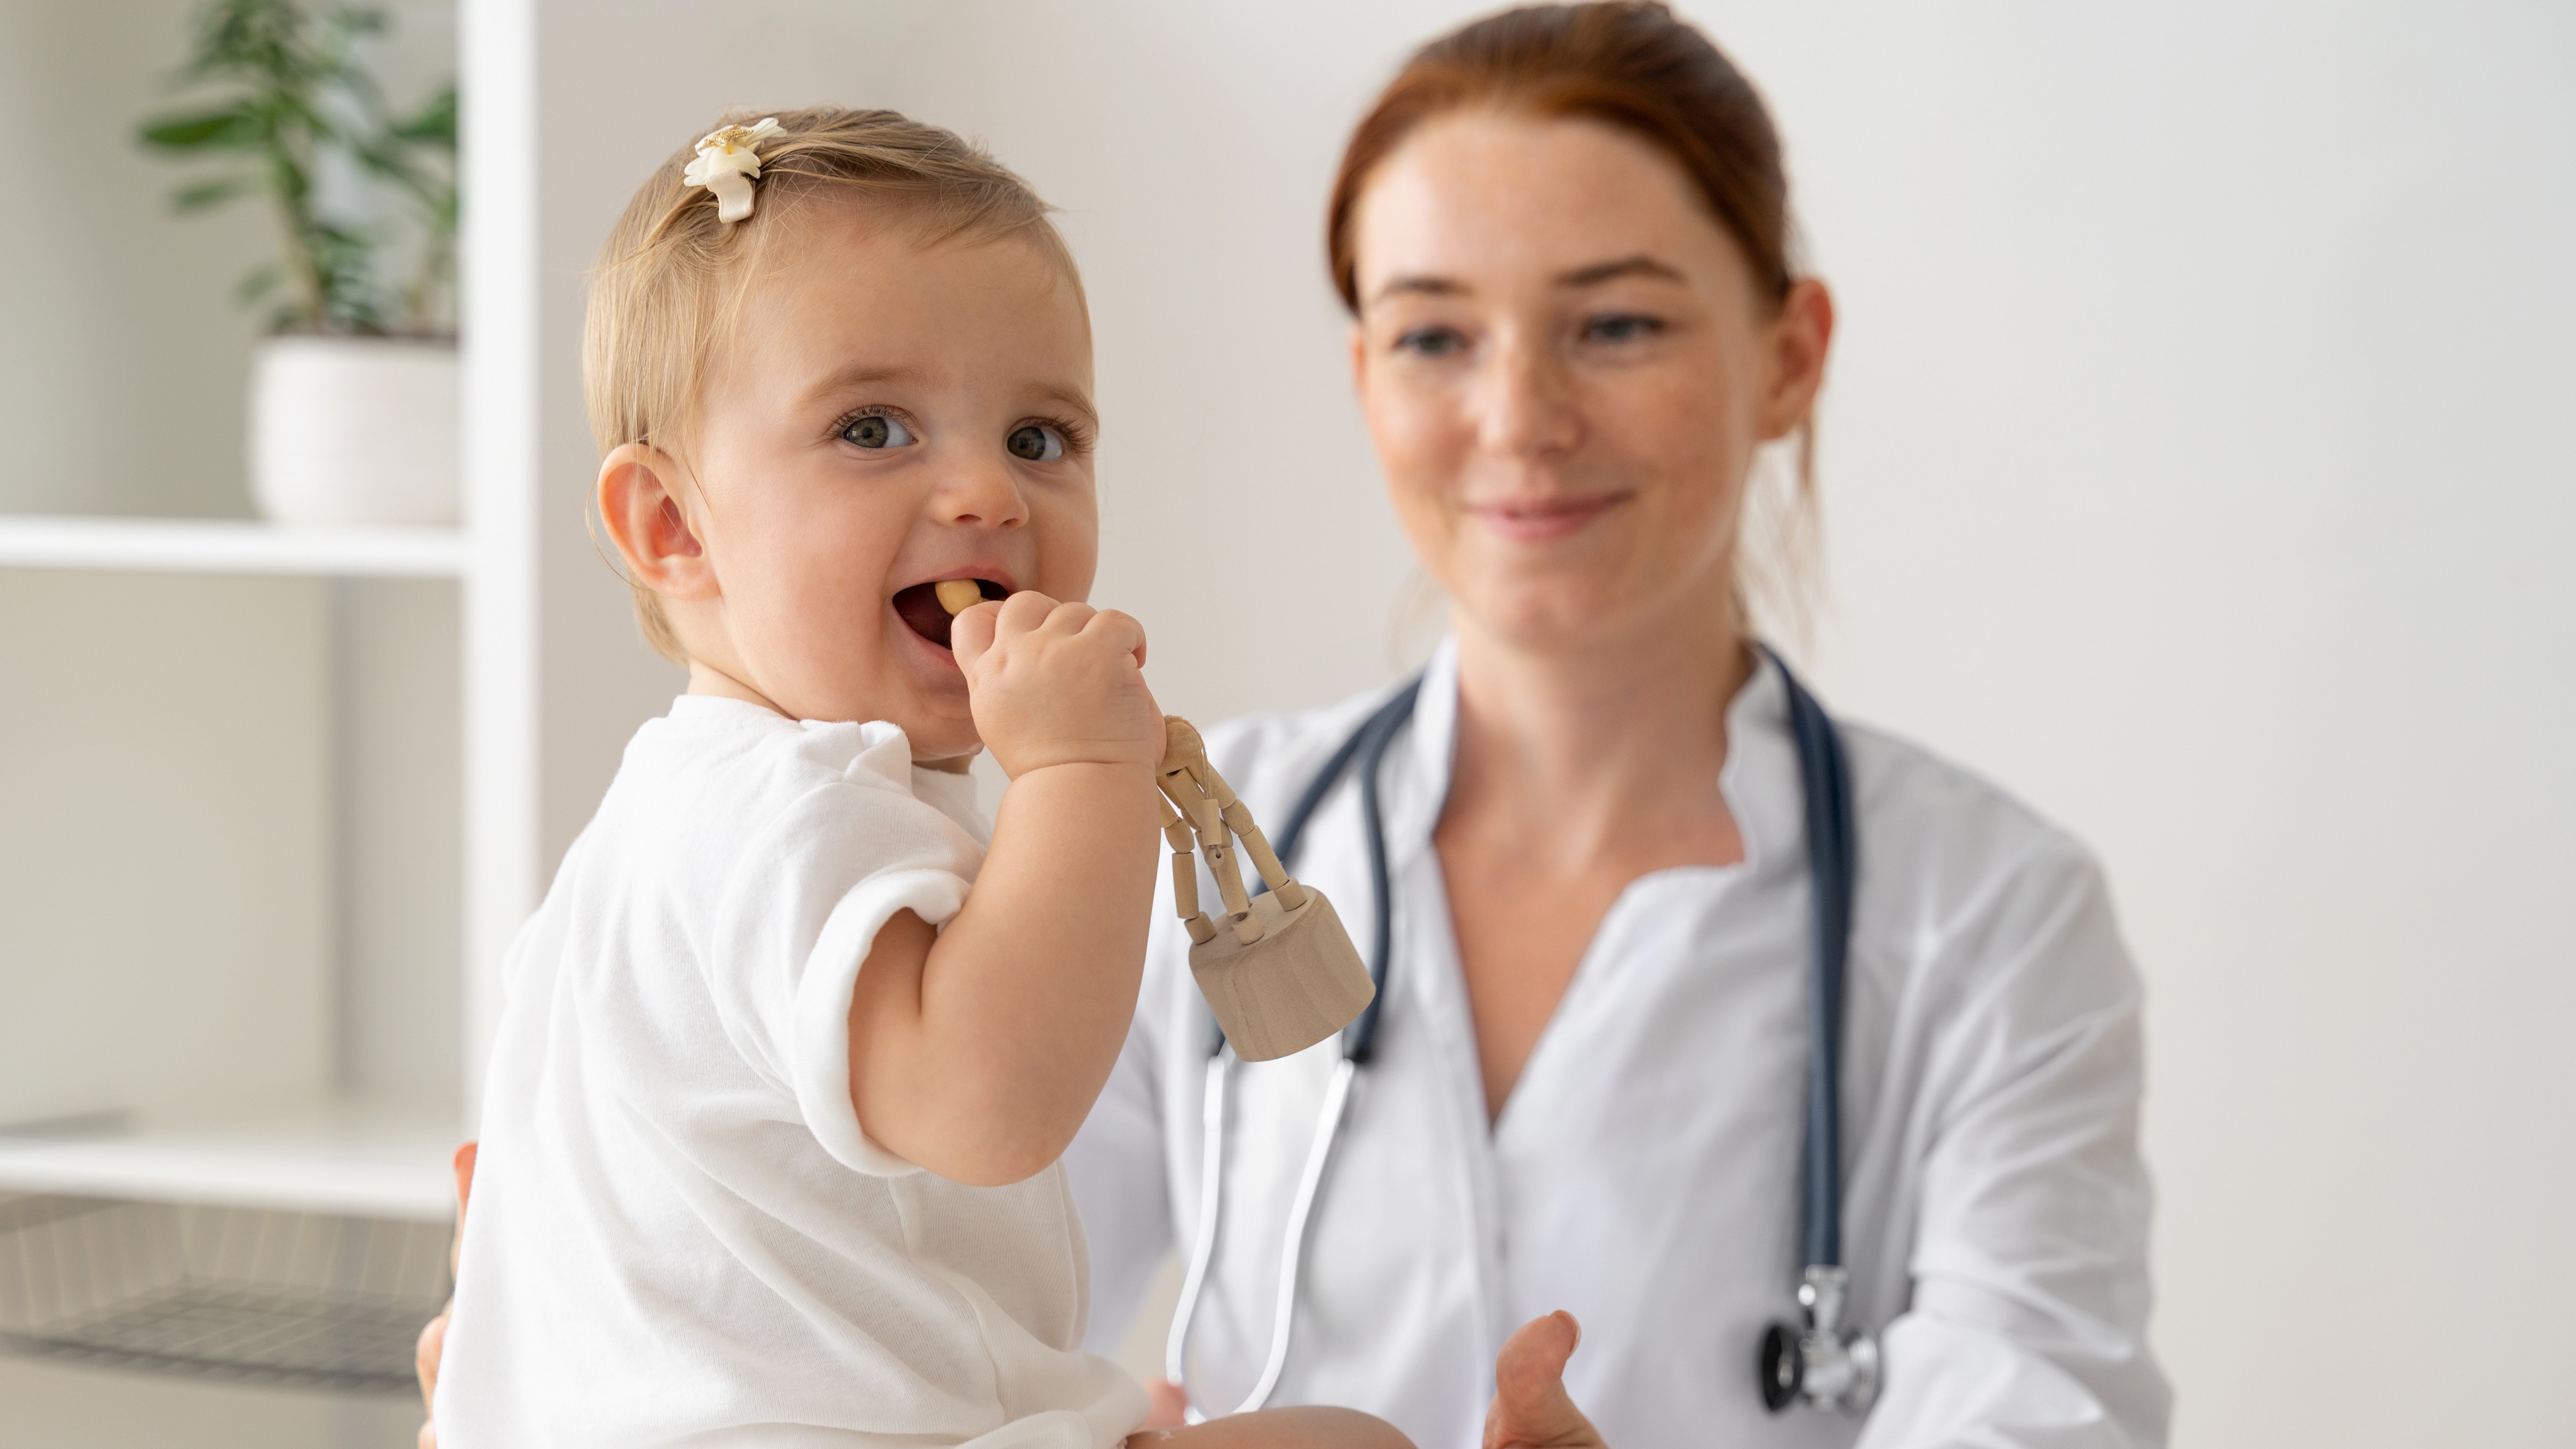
[952,592,1163,776]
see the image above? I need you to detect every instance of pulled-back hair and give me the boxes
[584,105,1077,659]
[1326,2,1795,313]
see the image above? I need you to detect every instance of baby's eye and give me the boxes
[841,413,916,449]
[1007,424,1066,463]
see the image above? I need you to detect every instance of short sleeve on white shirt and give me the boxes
[695,707,989,1178]
[790,864,965,1175]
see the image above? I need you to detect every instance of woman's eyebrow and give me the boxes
[1556,254,1686,287]
[1367,254,1687,305]
[1368,273,1467,304]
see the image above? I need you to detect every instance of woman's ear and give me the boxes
[597,444,719,601]
[1760,278,1836,441]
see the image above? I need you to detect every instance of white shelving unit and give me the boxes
[0,2,675,1412]
[0,513,485,1226]
[0,503,508,1401]
[0,0,657,1249]
[0,1102,459,1223]
[0,0,630,1425]
[0,516,469,578]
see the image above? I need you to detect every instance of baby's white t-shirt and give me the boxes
[433,697,1148,1448]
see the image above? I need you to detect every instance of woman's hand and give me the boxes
[416,1142,476,1449]
[1484,1312,1606,1449]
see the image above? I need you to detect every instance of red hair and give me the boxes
[1326,2,1796,312]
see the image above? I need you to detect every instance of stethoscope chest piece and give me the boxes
[1156,716,1376,1063]
[1760,1265,1880,1414]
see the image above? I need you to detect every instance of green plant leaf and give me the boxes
[391,84,456,148]
[138,107,256,150]
[235,261,284,304]
[172,174,262,212]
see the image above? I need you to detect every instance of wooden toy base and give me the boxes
[1189,886,1376,1062]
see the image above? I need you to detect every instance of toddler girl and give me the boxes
[427,107,1411,1448]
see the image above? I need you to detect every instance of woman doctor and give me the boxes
[1065,4,2168,1446]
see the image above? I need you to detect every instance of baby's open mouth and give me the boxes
[893,579,1009,650]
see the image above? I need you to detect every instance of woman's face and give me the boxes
[1349,111,1830,653]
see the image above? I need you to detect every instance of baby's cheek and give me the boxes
[1023,489,1101,603]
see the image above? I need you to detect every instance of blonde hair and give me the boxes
[584,106,1080,660]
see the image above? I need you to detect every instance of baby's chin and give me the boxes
[877,677,982,759]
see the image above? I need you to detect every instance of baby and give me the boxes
[427,108,1413,1447]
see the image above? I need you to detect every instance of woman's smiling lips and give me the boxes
[1465,492,1629,543]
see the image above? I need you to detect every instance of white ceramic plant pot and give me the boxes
[249,335,460,527]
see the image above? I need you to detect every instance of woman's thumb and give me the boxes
[1485,1311,1605,1449]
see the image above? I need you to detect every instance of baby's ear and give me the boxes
[597,445,716,599]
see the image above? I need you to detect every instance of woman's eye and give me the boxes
[1007,424,1066,463]
[1582,313,1664,344]
[1394,326,1469,358]
[841,413,915,449]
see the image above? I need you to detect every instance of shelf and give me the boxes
[0,515,469,578]
[0,1101,462,1224]
[0,1192,451,1393]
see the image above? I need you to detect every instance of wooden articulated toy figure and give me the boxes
[932,583,1373,1061]
[1154,718,1375,1061]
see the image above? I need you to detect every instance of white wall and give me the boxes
[0,570,332,1122]
[1731,6,2576,1446]
[518,3,2576,1444]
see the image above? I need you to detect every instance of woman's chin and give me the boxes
[1458,580,1656,653]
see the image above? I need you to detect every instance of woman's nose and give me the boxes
[1475,332,1582,459]
[934,455,1030,530]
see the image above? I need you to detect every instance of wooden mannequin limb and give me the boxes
[1205,841,1261,944]
[1164,721,1308,910]
[1159,719,1262,944]
[1219,799,1306,911]
[1160,795,1218,945]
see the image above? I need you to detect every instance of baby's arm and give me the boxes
[846,592,1166,1186]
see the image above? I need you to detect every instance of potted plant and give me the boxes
[141,0,460,528]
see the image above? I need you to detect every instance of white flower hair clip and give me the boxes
[683,117,784,223]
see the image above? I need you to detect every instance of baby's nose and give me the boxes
[936,460,1032,529]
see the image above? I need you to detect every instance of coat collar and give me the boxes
[1379,636,1809,887]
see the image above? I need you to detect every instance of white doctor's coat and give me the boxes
[1066,643,2170,1449]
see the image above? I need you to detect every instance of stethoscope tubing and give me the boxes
[1164,1052,1360,1422]
[1776,647,1854,1273]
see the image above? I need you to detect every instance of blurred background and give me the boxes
[1,1,2569,1445]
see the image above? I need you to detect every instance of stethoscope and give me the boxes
[1164,646,1878,1421]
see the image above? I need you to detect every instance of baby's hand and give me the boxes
[952,592,1163,777]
